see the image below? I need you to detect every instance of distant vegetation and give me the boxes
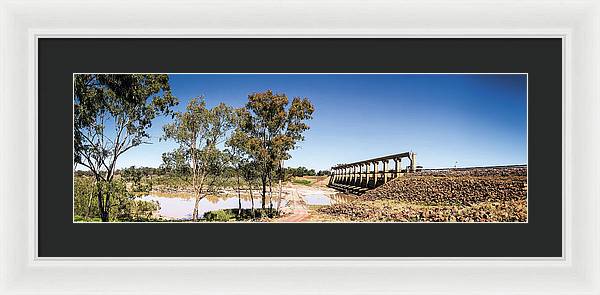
[284,166,330,178]
[291,178,313,186]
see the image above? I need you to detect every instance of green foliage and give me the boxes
[237,90,314,206]
[292,178,312,186]
[73,176,159,222]
[74,74,178,221]
[74,170,95,177]
[73,176,100,219]
[74,82,317,222]
[203,209,235,222]
[150,174,192,189]
[74,74,178,180]
[74,215,103,222]
[120,165,152,192]
[285,166,317,177]
[240,161,259,186]
[160,148,191,177]
[203,208,278,221]
[119,166,163,178]
[240,90,314,164]
[317,170,331,176]
[161,97,235,220]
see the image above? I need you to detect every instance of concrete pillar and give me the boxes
[410,153,417,172]
[363,163,367,187]
[347,166,351,185]
[383,160,389,183]
[352,165,357,185]
[329,169,334,185]
[395,158,402,178]
[344,166,349,183]
[372,161,378,187]
[358,163,363,187]
[366,162,371,187]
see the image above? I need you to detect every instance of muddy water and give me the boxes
[140,193,261,220]
[303,193,355,205]
[142,189,353,220]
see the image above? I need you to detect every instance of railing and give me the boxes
[328,152,417,193]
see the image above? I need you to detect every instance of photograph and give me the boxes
[73,73,528,223]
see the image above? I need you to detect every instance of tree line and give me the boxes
[74,74,314,222]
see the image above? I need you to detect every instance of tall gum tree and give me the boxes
[162,97,234,221]
[225,110,249,216]
[239,90,314,209]
[74,74,177,222]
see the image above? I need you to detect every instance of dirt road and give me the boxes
[273,184,337,222]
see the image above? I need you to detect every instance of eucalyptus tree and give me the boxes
[239,90,314,209]
[162,97,234,221]
[121,166,143,189]
[240,161,259,216]
[225,115,250,216]
[74,74,177,222]
[160,148,191,179]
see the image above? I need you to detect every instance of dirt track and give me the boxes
[272,182,336,222]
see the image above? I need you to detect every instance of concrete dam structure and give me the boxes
[328,152,417,195]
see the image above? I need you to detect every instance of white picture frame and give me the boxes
[0,0,597,294]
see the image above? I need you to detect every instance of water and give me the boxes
[140,190,354,220]
[303,193,355,205]
[140,193,259,220]
[303,194,334,205]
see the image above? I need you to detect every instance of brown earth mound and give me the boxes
[317,167,527,222]
[361,167,527,206]
[319,199,527,222]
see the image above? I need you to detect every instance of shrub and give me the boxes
[292,178,312,186]
[203,209,235,222]
[203,208,279,221]
[74,176,159,222]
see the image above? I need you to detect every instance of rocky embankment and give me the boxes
[318,167,527,222]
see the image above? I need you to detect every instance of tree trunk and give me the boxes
[276,160,283,212]
[192,184,203,221]
[276,177,283,212]
[191,152,198,221]
[261,174,267,209]
[87,189,94,218]
[249,182,255,218]
[95,179,109,222]
[268,174,273,212]
[237,174,241,216]
[193,195,201,221]
[192,173,205,221]
[103,182,112,222]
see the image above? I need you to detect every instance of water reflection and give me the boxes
[141,190,352,220]
[140,193,263,220]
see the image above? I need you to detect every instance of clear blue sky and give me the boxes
[114,73,527,171]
